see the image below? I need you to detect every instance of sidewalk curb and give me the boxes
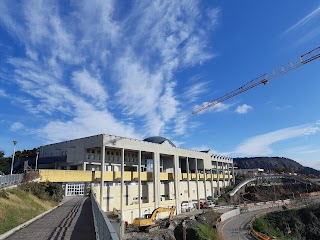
[0,198,69,240]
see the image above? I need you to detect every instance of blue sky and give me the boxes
[0,1,320,169]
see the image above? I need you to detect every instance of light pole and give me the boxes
[10,140,17,175]
[35,151,39,171]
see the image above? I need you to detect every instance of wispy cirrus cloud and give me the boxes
[0,0,220,143]
[284,6,320,34]
[282,5,320,45]
[232,121,320,156]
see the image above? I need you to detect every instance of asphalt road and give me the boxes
[220,207,281,240]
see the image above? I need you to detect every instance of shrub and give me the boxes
[0,190,9,199]
[19,182,63,202]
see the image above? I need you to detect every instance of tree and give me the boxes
[0,150,11,173]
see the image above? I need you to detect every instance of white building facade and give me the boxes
[40,134,234,223]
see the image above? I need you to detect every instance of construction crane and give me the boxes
[193,46,320,114]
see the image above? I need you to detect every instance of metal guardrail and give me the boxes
[90,192,119,240]
[0,174,24,189]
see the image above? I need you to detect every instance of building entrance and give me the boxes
[65,183,85,196]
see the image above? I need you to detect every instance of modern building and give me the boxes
[40,134,234,223]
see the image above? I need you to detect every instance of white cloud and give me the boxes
[235,104,253,114]
[72,69,107,107]
[284,6,320,34]
[0,1,220,143]
[282,5,320,45]
[37,110,140,143]
[0,89,8,97]
[183,82,208,103]
[233,121,320,156]
[10,122,24,131]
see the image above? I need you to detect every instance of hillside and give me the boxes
[0,188,58,234]
[233,157,320,177]
[253,204,320,240]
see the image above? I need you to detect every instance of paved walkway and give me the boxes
[6,196,96,240]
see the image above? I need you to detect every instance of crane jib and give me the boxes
[193,46,320,114]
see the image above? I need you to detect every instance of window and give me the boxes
[86,149,90,153]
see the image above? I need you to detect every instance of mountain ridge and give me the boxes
[233,157,320,177]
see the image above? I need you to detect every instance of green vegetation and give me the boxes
[19,182,64,202]
[196,223,218,240]
[253,204,320,240]
[0,187,59,234]
[0,150,11,173]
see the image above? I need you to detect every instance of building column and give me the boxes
[210,168,214,198]
[227,162,231,186]
[216,161,220,196]
[186,157,190,200]
[138,150,142,218]
[203,164,207,201]
[173,155,181,214]
[100,145,105,207]
[120,148,125,238]
[153,152,160,209]
[232,162,235,184]
[195,158,200,209]
[222,162,226,188]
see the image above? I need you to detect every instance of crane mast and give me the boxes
[193,47,320,114]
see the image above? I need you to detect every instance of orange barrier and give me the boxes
[249,225,270,240]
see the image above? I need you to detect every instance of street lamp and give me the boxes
[35,151,39,171]
[10,140,17,175]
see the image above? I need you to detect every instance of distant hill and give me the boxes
[233,157,320,177]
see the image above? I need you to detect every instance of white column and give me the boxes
[216,161,220,196]
[186,157,190,200]
[173,155,181,214]
[232,162,235,184]
[138,150,142,217]
[120,148,125,238]
[203,164,207,201]
[195,159,200,209]
[210,168,214,198]
[100,145,105,207]
[227,162,231,186]
[153,152,160,208]
[222,162,226,188]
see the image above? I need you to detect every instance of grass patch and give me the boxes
[0,187,59,234]
[196,223,218,240]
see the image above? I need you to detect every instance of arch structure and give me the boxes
[229,174,312,197]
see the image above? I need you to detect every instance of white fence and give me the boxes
[0,174,24,189]
[220,207,241,222]
[91,192,119,240]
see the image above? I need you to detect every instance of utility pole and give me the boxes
[10,140,17,175]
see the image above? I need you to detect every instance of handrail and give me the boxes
[90,191,119,240]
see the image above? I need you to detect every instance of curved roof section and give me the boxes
[143,136,176,147]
